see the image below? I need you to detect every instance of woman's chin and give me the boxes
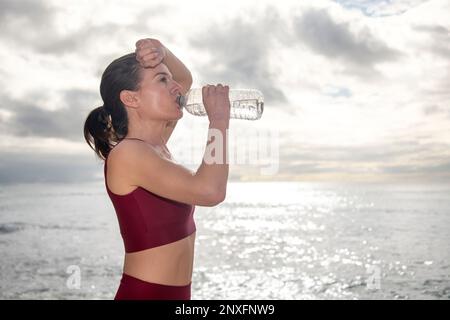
[175,108,183,119]
[177,103,185,115]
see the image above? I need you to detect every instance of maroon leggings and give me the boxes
[114,273,191,300]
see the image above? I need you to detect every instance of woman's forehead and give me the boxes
[142,63,171,80]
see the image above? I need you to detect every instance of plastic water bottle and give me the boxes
[176,88,264,120]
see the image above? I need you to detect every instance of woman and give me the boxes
[83,38,230,300]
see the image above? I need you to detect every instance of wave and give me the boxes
[0,222,27,234]
[0,222,100,234]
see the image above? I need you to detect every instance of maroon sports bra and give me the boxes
[104,139,196,253]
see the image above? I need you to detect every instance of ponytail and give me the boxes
[83,52,142,160]
[83,105,115,160]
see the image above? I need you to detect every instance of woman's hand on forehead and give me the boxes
[135,38,167,68]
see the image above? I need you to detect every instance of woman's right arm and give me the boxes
[110,84,230,207]
[195,118,229,203]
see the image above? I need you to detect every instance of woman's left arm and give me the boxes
[135,38,193,92]
[163,47,193,94]
[161,46,193,143]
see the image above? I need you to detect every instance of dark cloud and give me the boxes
[293,9,401,72]
[0,89,99,141]
[0,0,53,23]
[187,7,289,106]
[0,0,58,51]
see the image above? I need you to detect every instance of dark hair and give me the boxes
[83,53,143,160]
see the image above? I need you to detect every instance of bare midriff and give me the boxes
[123,231,196,286]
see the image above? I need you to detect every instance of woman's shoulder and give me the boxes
[107,139,187,196]
[106,140,144,194]
[107,139,144,166]
[111,139,175,163]
[108,139,175,169]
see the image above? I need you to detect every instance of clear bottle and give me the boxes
[176,88,264,120]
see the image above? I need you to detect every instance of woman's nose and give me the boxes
[171,80,183,95]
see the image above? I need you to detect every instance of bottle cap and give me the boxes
[176,95,186,108]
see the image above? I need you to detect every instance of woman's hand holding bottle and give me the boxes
[202,84,231,123]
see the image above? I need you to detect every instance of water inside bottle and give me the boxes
[179,88,264,120]
[230,99,264,120]
[185,103,207,116]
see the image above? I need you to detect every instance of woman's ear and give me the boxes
[119,90,139,109]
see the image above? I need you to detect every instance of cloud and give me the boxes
[0,0,172,55]
[412,24,449,35]
[293,8,401,71]
[0,89,98,141]
[278,139,450,181]
[412,23,450,59]
[0,0,449,184]
[381,161,450,174]
[0,0,58,52]
[422,104,449,117]
[187,8,289,105]
[0,0,53,23]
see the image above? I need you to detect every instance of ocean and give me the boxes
[0,181,449,300]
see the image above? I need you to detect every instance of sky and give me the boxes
[0,0,449,184]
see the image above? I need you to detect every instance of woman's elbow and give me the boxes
[202,187,226,207]
[213,188,226,205]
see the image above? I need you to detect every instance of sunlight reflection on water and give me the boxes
[0,181,449,299]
